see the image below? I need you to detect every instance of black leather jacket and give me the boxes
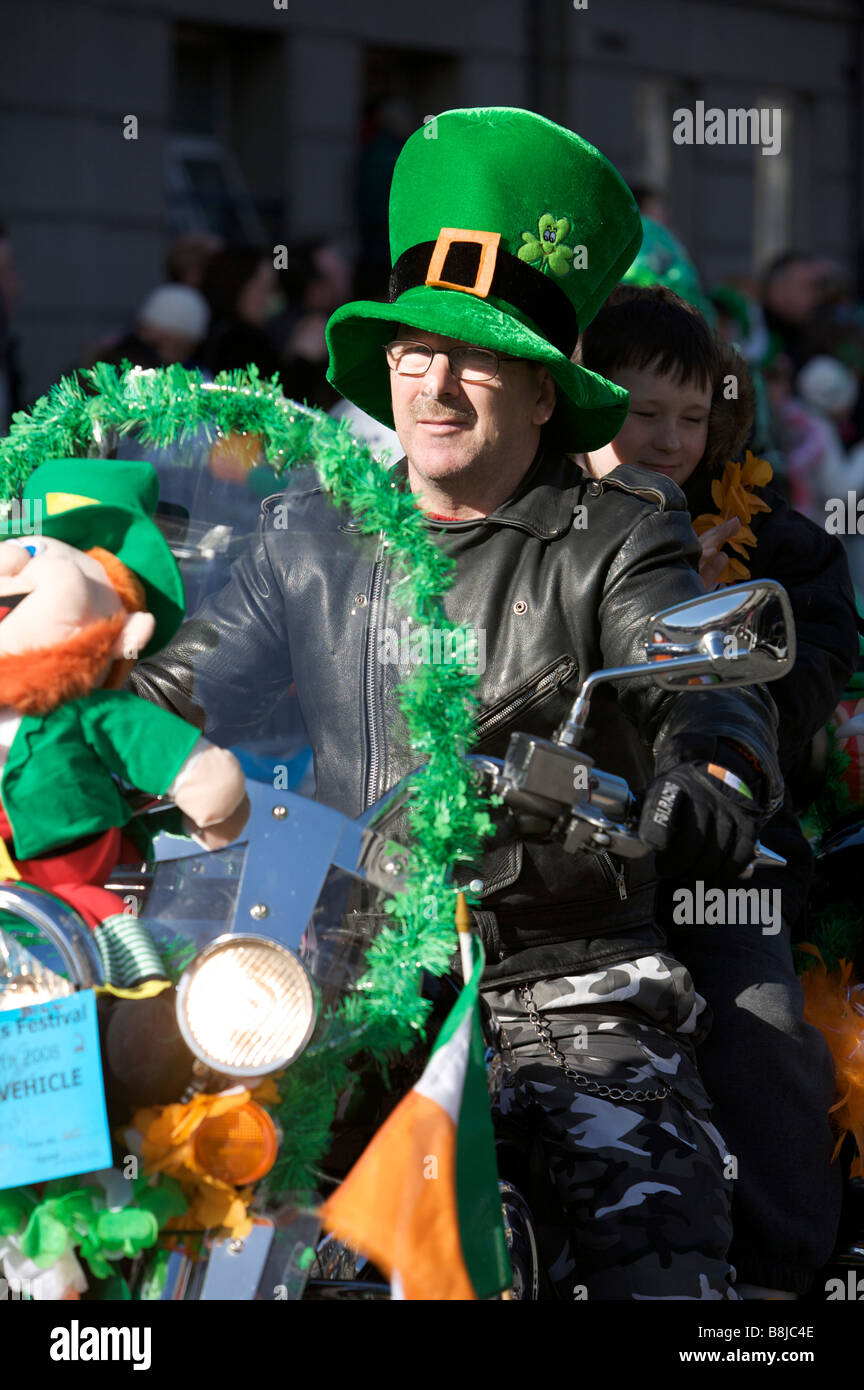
[131,446,781,985]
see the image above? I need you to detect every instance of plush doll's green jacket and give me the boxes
[0,690,200,859]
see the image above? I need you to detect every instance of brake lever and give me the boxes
[477,744,787,878]
[737,842,786,879]
[530,784,787,879]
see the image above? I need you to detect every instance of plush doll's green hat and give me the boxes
[1,458,185,656]
[326,107,643,452]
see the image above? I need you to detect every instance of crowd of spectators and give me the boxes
[70,232,353,415]
[1,187,863,595]
[709,250,864,593]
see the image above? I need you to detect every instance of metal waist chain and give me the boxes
[517,982,672,1102]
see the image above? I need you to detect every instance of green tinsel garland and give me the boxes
[801,735,854,843]
[795,902,862,977]
[797,710,862,976]
[0,363,494,1195]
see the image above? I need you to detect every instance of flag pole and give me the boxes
[455,891,474,983]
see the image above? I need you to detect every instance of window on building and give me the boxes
[168,24,285,242]
[354,46,460,297]
[165,137,264,242]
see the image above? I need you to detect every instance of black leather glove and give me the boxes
[639,757,764,879]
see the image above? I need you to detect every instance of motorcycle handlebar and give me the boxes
[471,755,786,878]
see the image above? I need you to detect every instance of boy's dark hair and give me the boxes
[702,338,756,477]
[578,284,721,391]
[579,283,756,479]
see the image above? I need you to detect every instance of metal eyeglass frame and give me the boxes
[384,340,522,381]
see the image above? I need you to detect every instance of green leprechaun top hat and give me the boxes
[326,107,643,452]
[1,458,185,657]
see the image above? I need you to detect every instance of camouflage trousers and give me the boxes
[484,955,739,1300]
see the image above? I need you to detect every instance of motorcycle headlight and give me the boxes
[176,934,317,1078]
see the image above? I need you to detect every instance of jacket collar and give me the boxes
[390,444,583,541]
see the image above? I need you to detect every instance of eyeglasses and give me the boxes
[384,340,522,382]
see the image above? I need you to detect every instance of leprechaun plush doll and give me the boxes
[0,457,248,987]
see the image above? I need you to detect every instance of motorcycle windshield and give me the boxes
[124,423,315,785]
[136,813,390,1025]
[1,423,416,1058]
[123,418,424,817]
[0,801,392,1025]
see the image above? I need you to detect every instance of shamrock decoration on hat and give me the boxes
[518,214,578,277]
[326,106,643,453]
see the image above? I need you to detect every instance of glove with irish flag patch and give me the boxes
[639,743,765,879]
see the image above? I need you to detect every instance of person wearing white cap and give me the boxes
[80,284,211,375]
[135,284,210,366]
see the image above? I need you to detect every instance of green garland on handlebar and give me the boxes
[0,362,495,1195]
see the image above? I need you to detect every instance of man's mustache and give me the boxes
[411,399,476,425]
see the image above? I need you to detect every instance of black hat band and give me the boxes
[389,237,580,357]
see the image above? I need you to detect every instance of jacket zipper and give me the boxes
[599,850,628,900]
[363,536,388,809]
[474,655,577,741]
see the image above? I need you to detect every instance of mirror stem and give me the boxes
[555,651,728,748]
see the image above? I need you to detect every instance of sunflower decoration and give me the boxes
[692,451,773,583]
[130,1076,281,1239]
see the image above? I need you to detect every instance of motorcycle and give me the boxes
[0,579,802,1300]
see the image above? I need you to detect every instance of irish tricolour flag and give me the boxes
[319,936,511,1300]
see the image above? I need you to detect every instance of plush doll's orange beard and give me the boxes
[0,613,127,716]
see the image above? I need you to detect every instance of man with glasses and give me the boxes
[133,108,782,1299]
[381,337,556,521]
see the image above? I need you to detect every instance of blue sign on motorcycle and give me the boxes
[0,990,112,1188]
